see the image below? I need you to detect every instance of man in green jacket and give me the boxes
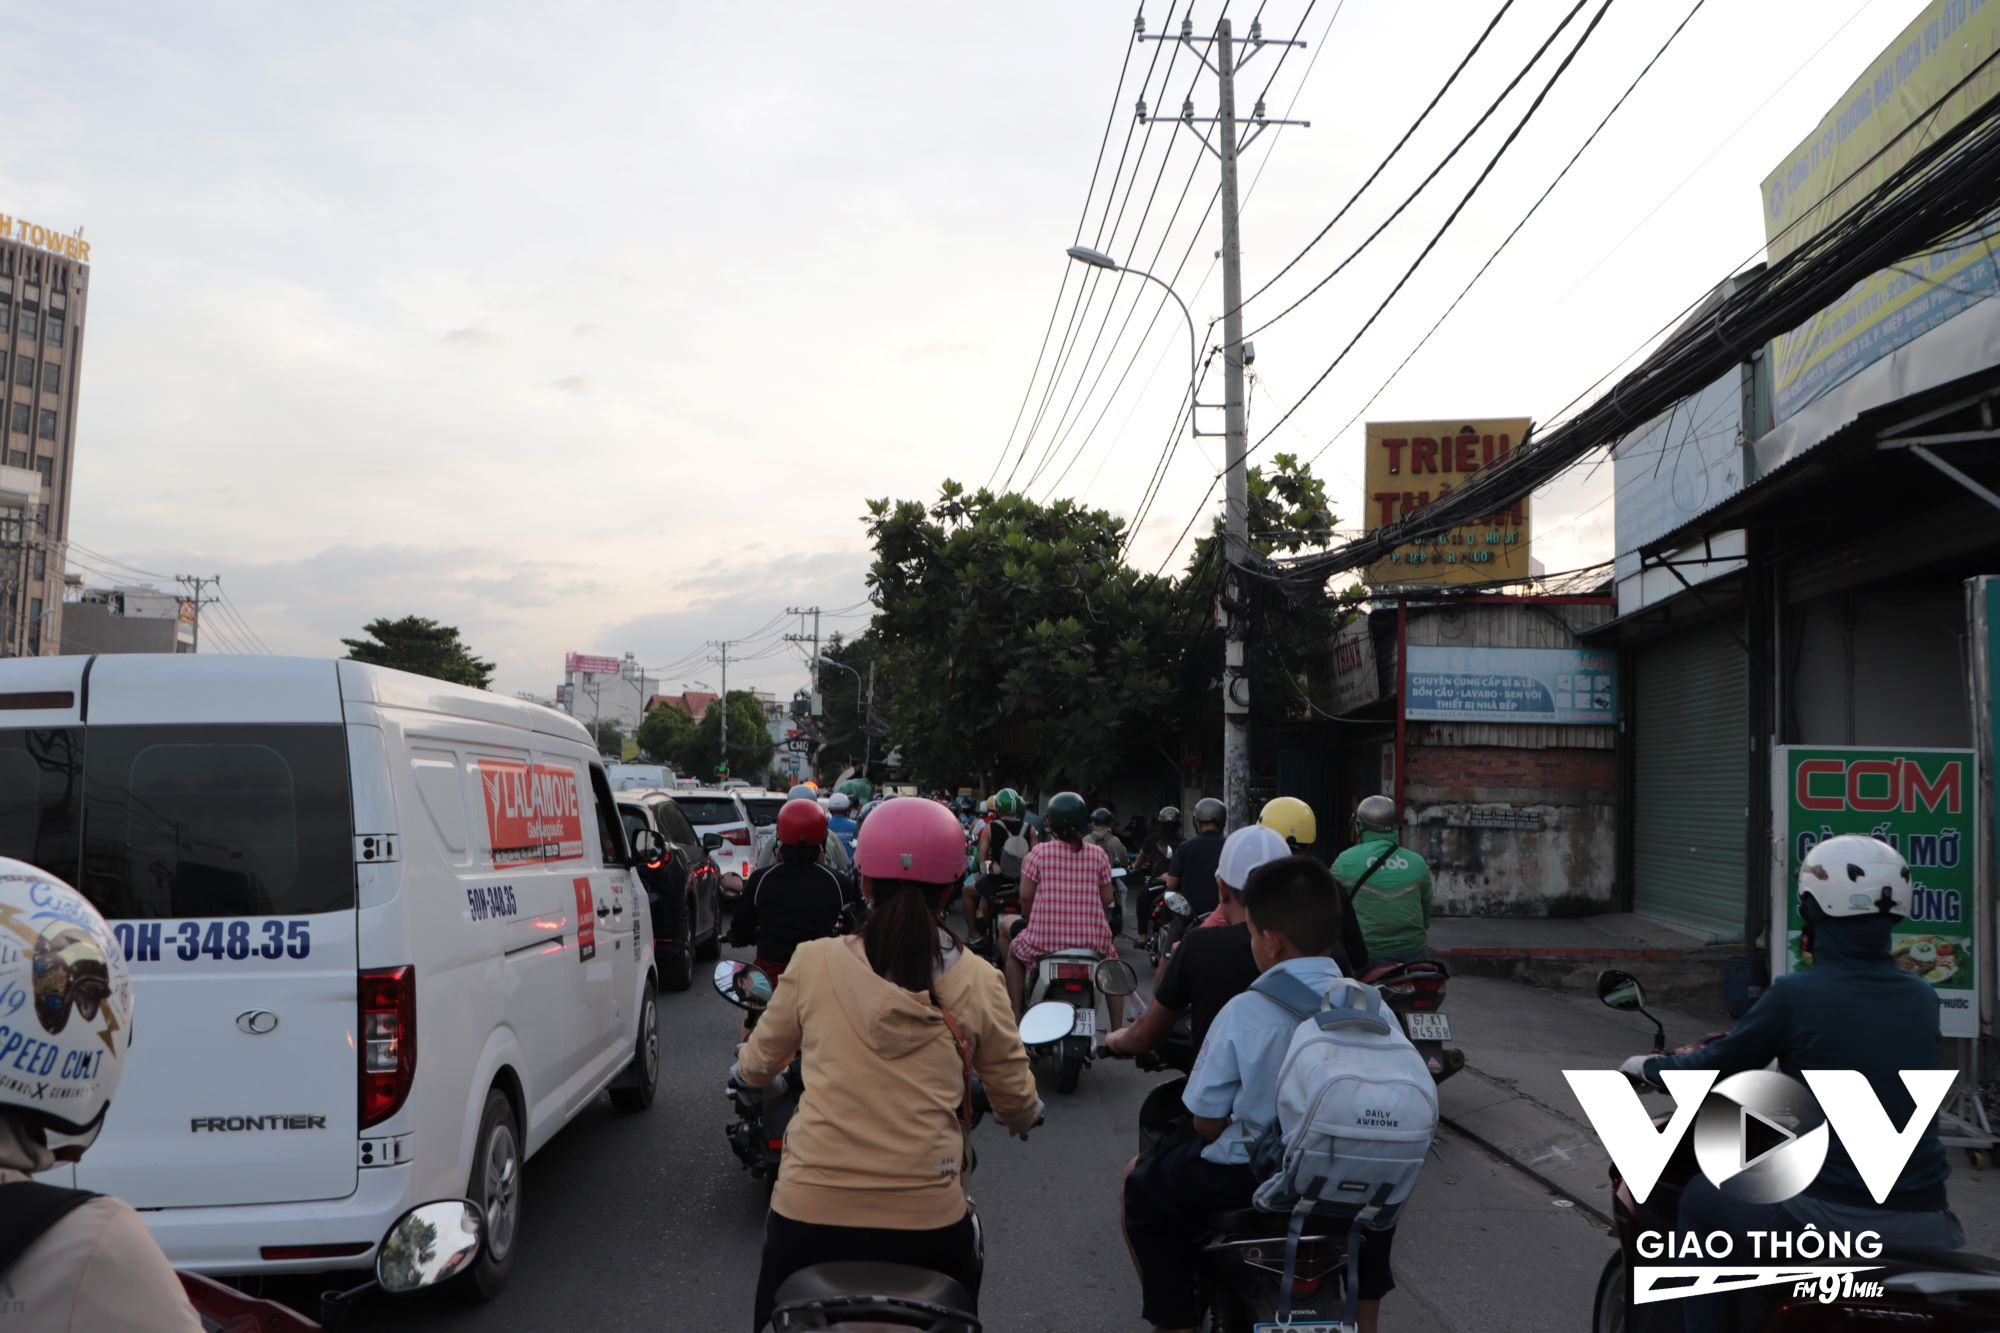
[1332,794,1434,963]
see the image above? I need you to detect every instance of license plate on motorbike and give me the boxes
[1405,1011,1451,1041]
[1254,1323,1354,1332]
[1070,1008,1095,1037]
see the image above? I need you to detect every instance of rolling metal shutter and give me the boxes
[1631,620,1747,940]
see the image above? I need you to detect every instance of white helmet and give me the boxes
[787,784,816,801]
[829,793,851,814]
[1218,824,1290,892]
[1800,834,1911,920]
[0,859,133,1144]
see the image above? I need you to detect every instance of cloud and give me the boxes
[442,324,500,349]
[548,373,594,394]
[572,322,611,340]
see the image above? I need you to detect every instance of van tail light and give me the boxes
[360,966,417,1128]
[723,827,752,846]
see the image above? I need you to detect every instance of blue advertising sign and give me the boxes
[1405,646,1617,725]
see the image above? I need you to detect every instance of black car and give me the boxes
[619,791,725,992]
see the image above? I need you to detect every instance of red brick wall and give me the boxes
[1407,745,1615,798]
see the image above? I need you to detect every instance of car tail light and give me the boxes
[724,827,751,846]
[259,1242,373,1262]
[360,966,416,1128]
[1054,963,1091,981]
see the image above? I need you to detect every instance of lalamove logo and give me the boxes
[1562,1066,1957,1305]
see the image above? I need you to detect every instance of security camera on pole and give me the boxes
[1139,14,1307,829]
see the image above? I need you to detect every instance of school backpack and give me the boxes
[1246,970,1438,1323]
[997,821,1033,880]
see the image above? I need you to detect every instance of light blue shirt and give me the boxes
[827,815,858,858]
[1183,954,1345,1166]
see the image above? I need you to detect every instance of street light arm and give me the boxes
[1064,247,1200,422]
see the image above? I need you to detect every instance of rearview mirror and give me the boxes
[701,832,725,851]
[376,1199,483,1294]
[1094,959,1139,997]
[1597,969,1646,1012]
[1018,1000,1074,1047]
[713,960,774,1009]
[1163,891,1192,918]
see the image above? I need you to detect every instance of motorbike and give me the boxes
[716,960,798,1183]
[177,1199,483,1331]
[1144,889,1193,970]
[1019,954,1137,1093]
[967,875,1022,962]
[1106,866,1127,937]
[1357,959,1465,1083]
[1591,968,2000,1332]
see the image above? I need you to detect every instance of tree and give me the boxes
[341,616,495,689]
[587,719,625,757]
[864,483,1182,788]
[812,632,891,778]
[638,703,699,767]
[674,691,776,782]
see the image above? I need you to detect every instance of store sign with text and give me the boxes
[1772,747,1977,1037]
[565,652,622,677]
[1363,418,1533,588]
[1404,646,1615,725]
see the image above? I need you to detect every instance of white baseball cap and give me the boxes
[1218,824,1291,891]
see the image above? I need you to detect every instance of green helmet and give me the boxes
[1045,791,1089,835]
[991,788,1025,817]
[838,778,873,805]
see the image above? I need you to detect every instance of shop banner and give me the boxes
[477,759,587,870]
[1773,747,1978,1037]
[1404,646,1616,724]
[1363,418,1533,587]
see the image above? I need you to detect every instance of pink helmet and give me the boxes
[854,796,965,885]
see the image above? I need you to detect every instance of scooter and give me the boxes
[715,960,797,1183]
[177,1200,484,1330]
[1106,867,1127,937]
[1591,968,2000,1332]
[1019,955,1137,1093]
[968,876,1022,962]
[1358,959,1465,1083]
[1145,890,1194,970]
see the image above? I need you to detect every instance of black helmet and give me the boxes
[1192,796,1226,827]
[1156,805,1182,827]
[1046,791,1090,835]
[1354,794,1398,834]
[1090,806,1114,827]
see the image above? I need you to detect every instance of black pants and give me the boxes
[753,1208,981,1332]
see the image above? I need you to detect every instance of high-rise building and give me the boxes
[0,211,89,656]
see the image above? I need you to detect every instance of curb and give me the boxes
[1436,1064,1616,1227]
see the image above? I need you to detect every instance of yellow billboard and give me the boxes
[1363,418,1532,588]
[1762,0,2000,421]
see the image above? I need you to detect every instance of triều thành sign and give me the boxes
[1404,646,1616,724]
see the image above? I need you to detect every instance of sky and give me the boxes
[2,0,1921,699]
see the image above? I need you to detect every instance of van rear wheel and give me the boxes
[457,1087,521,1301]
[610,982,659,1111]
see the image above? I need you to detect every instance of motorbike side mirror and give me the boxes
[701,832,725,851]
[713,960,774,1009]
[1094,959,1139,997]
[1597,969,1646,1011]
[1018,1000,1074,1047]
[1109,868,1127,880]
[377,1199,484,1294]
[1163,891,1192,918]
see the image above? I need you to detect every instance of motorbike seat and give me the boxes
[1044,947,1103,960]
[1203,1206,1348,1242]
[771,1262,977,1328]
[1359,959,1448,984]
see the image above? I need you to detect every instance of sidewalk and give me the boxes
[1431,914,1745,1017]
[1438,974,2000,1253]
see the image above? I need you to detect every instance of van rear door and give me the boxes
[64,661,361,1209]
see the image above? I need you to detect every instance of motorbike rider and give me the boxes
[959,787,1036,945]
[755,784,853,876]
[734,798,1043,1332]
[1181,796,1373,973]
[730,798,861,982]
[1131,807,1183,946]
[1621,834,1961,1333]
[1122,856,1396,1333]
[1105,824,1291,1060]
[1335,795,1433,964]
[999,791,1123,1028]
[1084,807,1130,868]
[826,793,860,859]
[0,859,202,1332]
[1163,797,1228,920]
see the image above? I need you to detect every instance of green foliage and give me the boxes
[341,616,495,690]
[864,483,1182,787]
[674,691,776,781]
[812,633,887,777]
[587,719,625,756]
[638,702,699,766]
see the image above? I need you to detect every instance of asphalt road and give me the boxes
[337,933,1609,1332]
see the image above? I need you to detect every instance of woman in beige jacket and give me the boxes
[736,798,1043,1330]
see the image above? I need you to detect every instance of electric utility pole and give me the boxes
[1141,14,1307,830]
[174,574,222,654]
[782,605,822,712]
[708,640,732,779]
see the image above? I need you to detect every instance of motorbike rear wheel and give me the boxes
[1055,1044,1084,1094]
[1592,1251,1627,1333]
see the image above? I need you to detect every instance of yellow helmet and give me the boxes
[1259,795,1317,847]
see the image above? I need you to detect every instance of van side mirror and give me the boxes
[629,828,664,863]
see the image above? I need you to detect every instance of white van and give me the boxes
[0,656,659,1297]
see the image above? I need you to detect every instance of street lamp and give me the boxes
[1064,245,1207,420]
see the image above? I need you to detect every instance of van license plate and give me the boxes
[1070,1009,1095,1038]
[1406,1012,1451,1041]
[1254,1324,1354,1332]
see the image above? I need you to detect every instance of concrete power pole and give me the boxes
[1142,15,1306,831]
[174,574,222,654]
[782,605,822,713]
[710,639,732,780]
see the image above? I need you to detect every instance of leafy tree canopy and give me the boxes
[341,616,495,690]
[669,691,776,782]
[638,701,699,767]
